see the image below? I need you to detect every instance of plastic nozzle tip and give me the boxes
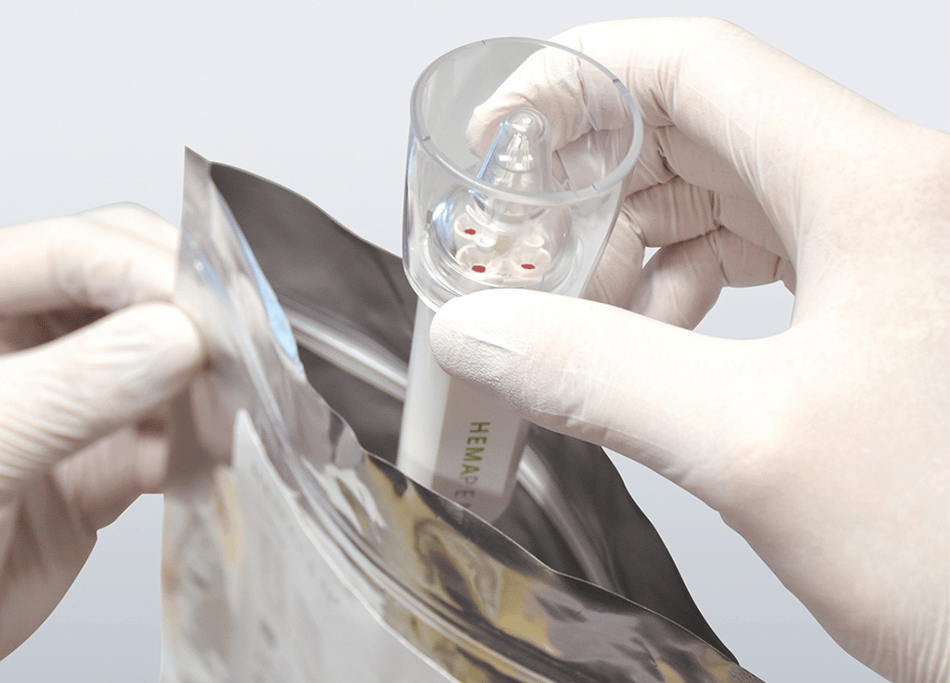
[477,109,554,194]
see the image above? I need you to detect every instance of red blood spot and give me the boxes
[471,265,486,273]
[464,228,476,235]
[521,263,536,270]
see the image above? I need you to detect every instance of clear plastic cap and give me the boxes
[403,38,643,309]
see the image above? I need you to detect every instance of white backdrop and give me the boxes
[0,1,945,681]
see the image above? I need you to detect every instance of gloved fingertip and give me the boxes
[102,302,204,394]
[429,290,530,381]
[0,302,204,480]
[428,295,468,366]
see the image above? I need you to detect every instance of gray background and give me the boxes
[0,0,945,680]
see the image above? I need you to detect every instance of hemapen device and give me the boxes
[398,38,643,522]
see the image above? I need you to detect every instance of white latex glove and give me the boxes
[0,204,202,658]
[431,19,948,683]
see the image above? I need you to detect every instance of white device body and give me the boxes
[398,302,529,522]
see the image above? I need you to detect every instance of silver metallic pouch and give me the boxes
[161,149,763,683]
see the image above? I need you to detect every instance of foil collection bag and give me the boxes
[160,149,763,682]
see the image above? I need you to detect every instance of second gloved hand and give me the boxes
[0,204,203,658]
[431,19,949,683]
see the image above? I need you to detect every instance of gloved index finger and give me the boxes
[466,40,639,158]
[0,302,202,492]
[0,204,179,316]
[471,18,884,252]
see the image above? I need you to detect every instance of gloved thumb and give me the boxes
[0,302,202,491]
[429,288,777,505]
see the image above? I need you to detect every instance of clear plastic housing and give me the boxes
[399,38,643,521]
[403,37,643,310]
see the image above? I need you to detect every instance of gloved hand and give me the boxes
[431,18,948,683]
[0,204,202,658]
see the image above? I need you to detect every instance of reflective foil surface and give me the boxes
[160,149,764,683]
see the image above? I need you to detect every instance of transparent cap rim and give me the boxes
[409,37,644,207]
